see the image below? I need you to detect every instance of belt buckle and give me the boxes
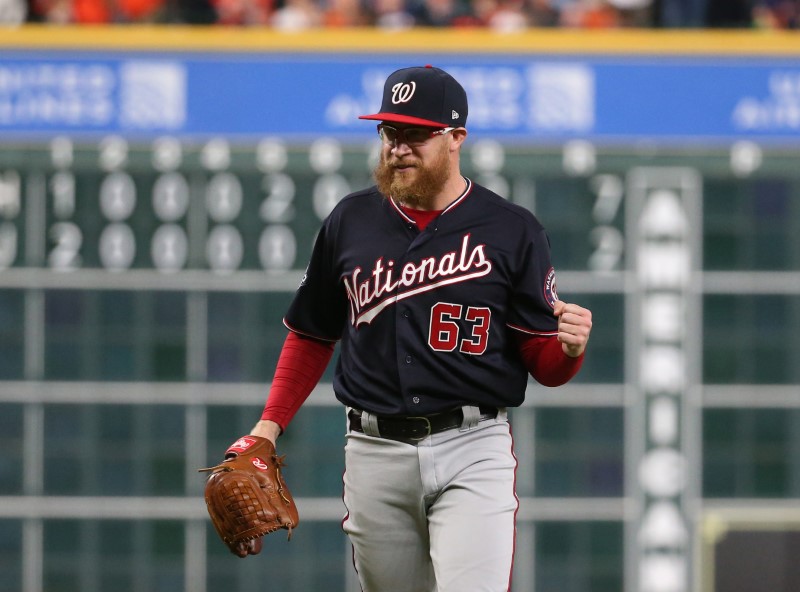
[406,416,432,441]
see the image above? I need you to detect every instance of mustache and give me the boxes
[381,154,415,166]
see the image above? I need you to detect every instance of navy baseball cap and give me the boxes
[359,65,468,129]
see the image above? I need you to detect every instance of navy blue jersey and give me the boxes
[284,178,560,416]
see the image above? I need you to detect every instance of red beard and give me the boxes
[374,142,451,209]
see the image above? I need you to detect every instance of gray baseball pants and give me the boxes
[342,409,517,592]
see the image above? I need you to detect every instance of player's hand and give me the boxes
[553,300,592,358]
[234,537,263,558]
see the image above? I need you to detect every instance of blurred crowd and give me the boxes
[0,0,797,29]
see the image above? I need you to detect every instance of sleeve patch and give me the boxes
[543,267,559,309]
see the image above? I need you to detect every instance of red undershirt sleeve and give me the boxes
[261,331,336,431]
[517,333,584,387]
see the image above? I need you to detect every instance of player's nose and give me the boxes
[390,140,413,155]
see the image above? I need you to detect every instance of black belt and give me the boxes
[348,406,498,443]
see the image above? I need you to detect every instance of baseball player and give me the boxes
[248,65,593,591]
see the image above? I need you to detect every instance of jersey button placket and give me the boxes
[395,302,416,413]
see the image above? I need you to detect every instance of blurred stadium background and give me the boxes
[0,10,799,592]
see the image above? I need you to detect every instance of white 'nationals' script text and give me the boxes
[343,234,493,326]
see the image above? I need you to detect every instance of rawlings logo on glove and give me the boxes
[200,435,299,557]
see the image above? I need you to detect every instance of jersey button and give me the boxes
[402,310,410,318]
[405,355,412,364]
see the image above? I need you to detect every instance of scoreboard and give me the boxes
[2,136,798,277]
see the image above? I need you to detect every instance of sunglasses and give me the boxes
[377,124,455,147]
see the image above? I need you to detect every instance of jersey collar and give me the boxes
[389,176,472,223]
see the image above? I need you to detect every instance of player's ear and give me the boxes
[450,128,467,151]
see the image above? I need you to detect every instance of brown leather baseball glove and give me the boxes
[200,435,299,557]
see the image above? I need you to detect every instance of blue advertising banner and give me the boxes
[1,51,798,144]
